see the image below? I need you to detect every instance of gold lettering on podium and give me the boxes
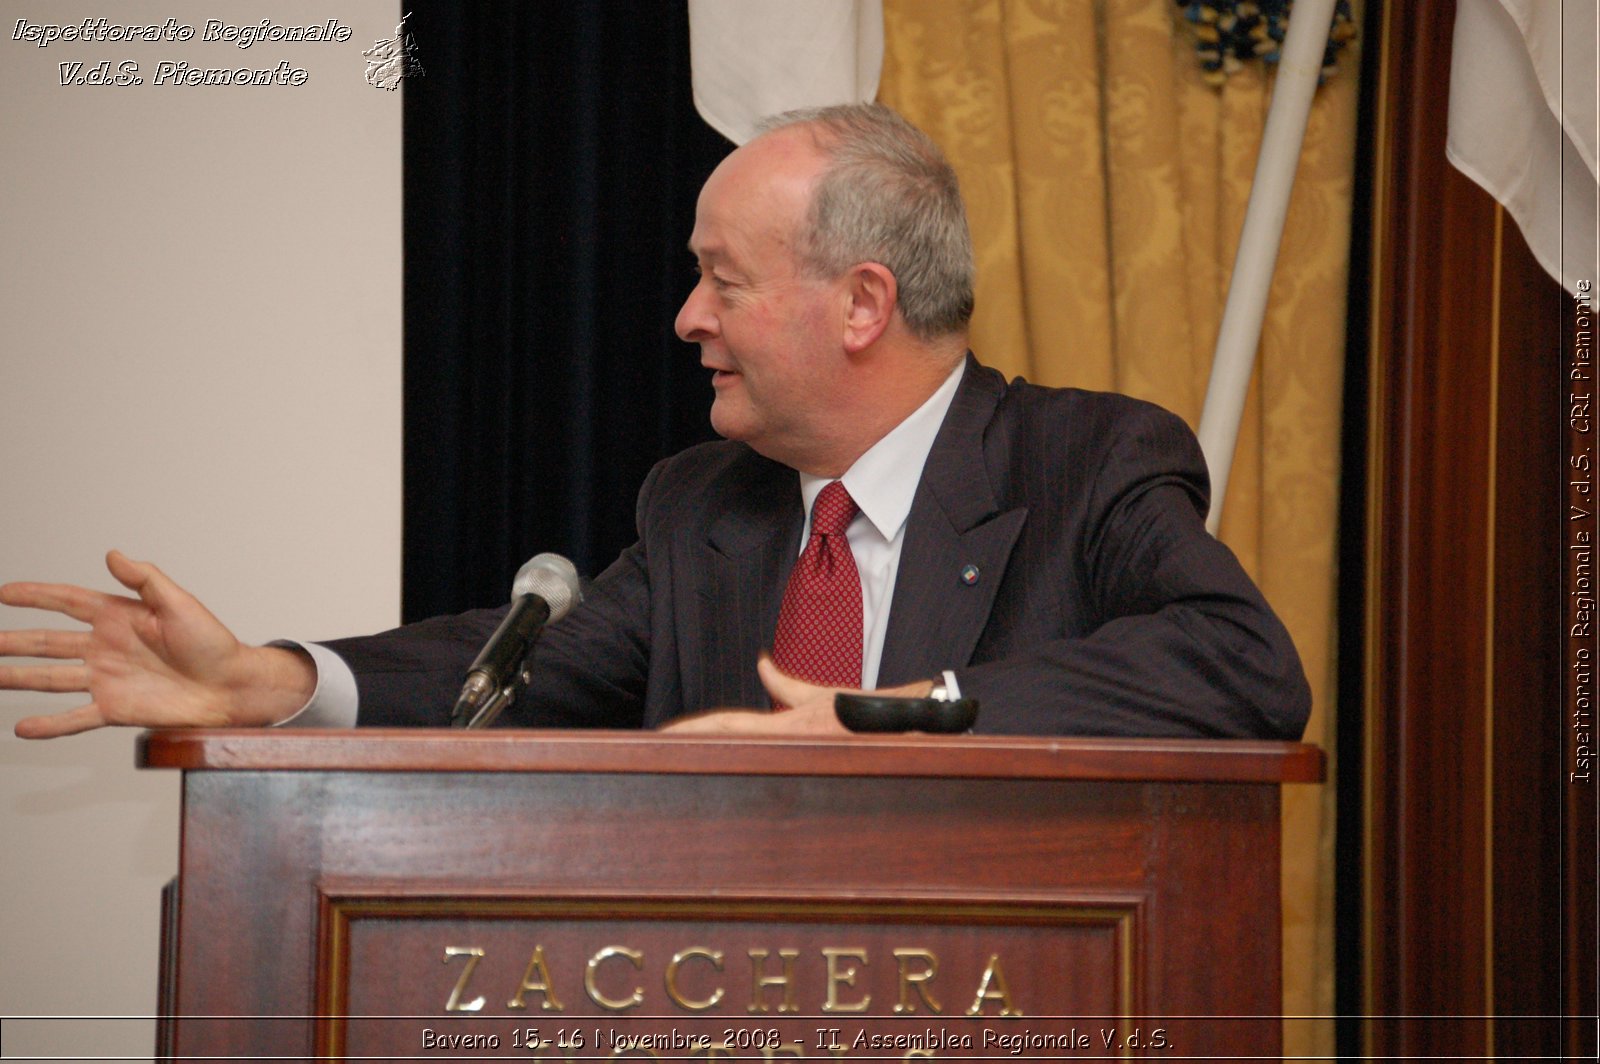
[965,953,1021,1017]
[821,948,870,1013]
[442,945,486,1012]
[586,946,646,1011]
[892,948,942,1014]
[746,948,799,1013]
[422,937,1040,1018]
[665,947,725,1011]
[507,944,566,1012]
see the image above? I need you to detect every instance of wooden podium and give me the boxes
[140,730,1321,1060]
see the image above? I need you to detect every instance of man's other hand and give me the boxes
[1,551,316,738]
[658,655,935,736]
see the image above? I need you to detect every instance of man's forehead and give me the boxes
[687,129,824,258]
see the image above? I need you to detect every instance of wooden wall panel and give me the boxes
[1489,214,1567,1059]
[1360,0,1595,1057]
[1363,5,1490,1053]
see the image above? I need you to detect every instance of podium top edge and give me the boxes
[136,729,1325,784]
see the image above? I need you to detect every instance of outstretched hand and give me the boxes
[658,655,934,735]
[0,551,315,738]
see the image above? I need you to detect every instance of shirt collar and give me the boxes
[798,359,967,541]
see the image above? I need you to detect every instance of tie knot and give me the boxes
[811,481,858,537]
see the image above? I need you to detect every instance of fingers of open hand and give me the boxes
[756,655,820,705]
[0,582,116,625]
[658,710,761,734]
[0,629,92,660]
[13,704,108,739]
[767,701,849,735]
[106,550,190,614]
[756,655,855,713]
[0,662,91,692]
[660,703,848,736]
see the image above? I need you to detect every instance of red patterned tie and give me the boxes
[771,481,863,700]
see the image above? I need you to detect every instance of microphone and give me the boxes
[450,553,582,728]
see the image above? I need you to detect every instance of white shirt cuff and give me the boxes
[941,669,962,699]
[270,641,359,728]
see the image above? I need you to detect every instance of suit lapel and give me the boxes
[695,453,801,706]
[878,358,1027,685]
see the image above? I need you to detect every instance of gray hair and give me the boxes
[756,104,975,340]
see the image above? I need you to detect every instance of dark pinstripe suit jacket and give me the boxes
[330,356,1310,738]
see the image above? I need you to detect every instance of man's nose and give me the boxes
[675,281,714,342]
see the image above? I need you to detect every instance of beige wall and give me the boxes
[0,2,403,1056]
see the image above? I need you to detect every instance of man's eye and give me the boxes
[691,264,733,290]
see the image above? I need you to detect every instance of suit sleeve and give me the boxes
[324,467,664,729]
[953,406,1312,740]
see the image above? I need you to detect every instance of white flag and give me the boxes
[688,0,883,146]
[1447,0,1598,297]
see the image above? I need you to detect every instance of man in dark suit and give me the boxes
[1,104,1309,741]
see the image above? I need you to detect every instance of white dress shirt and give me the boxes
[802,358,964,691]
[282,359,966,727]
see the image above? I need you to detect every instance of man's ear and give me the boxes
[842,262,898,354]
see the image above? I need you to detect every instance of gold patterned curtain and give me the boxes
[879,0,1358,1054]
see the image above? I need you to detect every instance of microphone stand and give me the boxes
[448,552,583,729]
[462,684,512,729]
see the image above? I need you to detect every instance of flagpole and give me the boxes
[1196,0,1339,534]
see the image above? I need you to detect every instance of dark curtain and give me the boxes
[402,2,731,621]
